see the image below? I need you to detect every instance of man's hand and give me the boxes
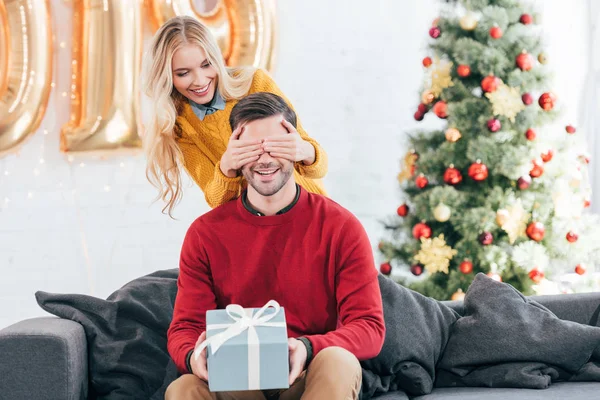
[288,337,308,385]
[190,331,209,382]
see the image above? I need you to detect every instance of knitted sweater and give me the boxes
[175,69,328,208]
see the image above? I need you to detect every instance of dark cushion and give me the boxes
[36,269,180,400]
[360,275,459,398]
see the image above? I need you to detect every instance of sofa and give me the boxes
[1,270,600,400]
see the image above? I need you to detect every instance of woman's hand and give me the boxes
[220,126,264,178]
[262,119,316,165]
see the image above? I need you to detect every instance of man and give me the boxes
[166,92,385,400]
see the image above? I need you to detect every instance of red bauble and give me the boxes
[414,111,425,121]
[538,92,556,111]
[415,174,429,189]
[459,260,473,274]
[575,264,586,275]
[481,75,501,93]
[516,51,535,71]
[566,231,579,243]
[584,199,591,208]
[529,160,544,178]
[397,204,409,217]
[526,221,545,242]
[525,128,536,141]
[417,103,428,114]
[457,64,471,77]
[444,165,463,185]
[429,26,441,38]
[487,118,502,132]
[522,93,534,105]
[566,125,576,134]
[433,101,448,118]
[479,231,493,245]
[528,268,544,283]
[423,57,433,67]
[468,161,489,181]
[490,26,503,39]
[540,149,554,162]
[413,222,432,240]
[517,175,532,190]
[411,264,424,276]
[520,13,533,25]
[380,262,392,276]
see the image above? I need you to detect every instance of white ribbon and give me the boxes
[194,300,286,390]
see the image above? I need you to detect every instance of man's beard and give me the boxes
[242,161,294,197]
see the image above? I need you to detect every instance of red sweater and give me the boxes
[167,188,385,373]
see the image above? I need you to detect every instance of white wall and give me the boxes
[0,0,592,329]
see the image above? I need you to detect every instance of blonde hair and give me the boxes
[142,16,255,216]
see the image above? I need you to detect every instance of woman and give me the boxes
[143,16,327,215]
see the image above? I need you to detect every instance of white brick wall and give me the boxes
[0,0,591,328]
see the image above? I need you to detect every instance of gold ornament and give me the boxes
[421,90,435,105]
[426,57,454,97]
[538,53,547,64]
[434,203,452,222]
[414,234,458,275]
[499,199,530,244]
[459,12,478,31]
[451,288,466,301]
[496,209,510,226]
[445,128,462,142]
[485,82,526,123]
[397,151,418,183]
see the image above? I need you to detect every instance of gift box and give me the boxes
[197,300,289,392]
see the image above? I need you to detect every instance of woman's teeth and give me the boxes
[190,83,210,95]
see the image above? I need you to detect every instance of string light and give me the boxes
[119,162,125,168]
[104,185,111,192]
[27,192,33,199]
[33,168,40,176]
[3,170,8,176]
[43,129,48,135]
[39,158,45,164]
[79,162,85,168]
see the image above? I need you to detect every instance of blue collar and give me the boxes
[188,90,226,121]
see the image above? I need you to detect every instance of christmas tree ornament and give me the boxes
[469,160,489,181]
[457,64,471,77]
[538,92,556,111]
[434,203,452,222]
[413,222,432,239]
[496,209,510,226]
[423,56,433,67]
[522,93,533,105]
[410,264,424,276]
[398,151,419,183]
[414,111,425,121]
[432,17,440,26]
[444,164,463,185]
[584,198,591,208]
[451,289,466,301]
[578,154,590,164]
[517,175,532,190]
[499,199,530,244]
[433,101,448,118]
[566,125,576,134]
[479,231,494,245]
[485,83,526,122]
[538,53,547,64]
[397,203,409,217]
[566,231,579,243]
[575,264,586,275]
[520,13,533,25]
[541,149,554,162]
[460,12,478,31]
[427,57,455,96]
[516,51,535,71]
[459,260,473,274]
[415,174,429,189]
[429,26,441,38]
[490,25,503,39]
[417,103,428,113]
[380,262,392,275]
[487,272,503,282]
[422,90,435,104]
[481,75,501,92]
[445,128,462,142]
[529,159,544,178]
[414,234,458,274]
[525,128,536,141]
[528,268,544,283]
[487,118,502,132]
[526,221,545,242]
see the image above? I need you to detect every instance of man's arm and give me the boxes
[167,221,218,374]
[303,215,385,361]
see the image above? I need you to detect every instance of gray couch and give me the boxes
[1,291,599,400]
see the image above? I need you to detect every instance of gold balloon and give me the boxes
[60,0,144,155]
[421,90,435,105]
[445,128,462,142]
[0,0,53,157]
[496,209,509,226]
[460,13,478,31]
[434,203,452,222]
[146,0,277,71]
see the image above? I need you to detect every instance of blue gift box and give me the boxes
[204,301,289,392]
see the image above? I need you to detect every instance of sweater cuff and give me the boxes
[185,349,194,374]
[213,161,243,190]
[298,337,314,369]
[295,143,327,179]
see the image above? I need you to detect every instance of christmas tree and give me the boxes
[379,0,600,301]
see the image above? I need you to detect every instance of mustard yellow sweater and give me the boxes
[175,69,328,208]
